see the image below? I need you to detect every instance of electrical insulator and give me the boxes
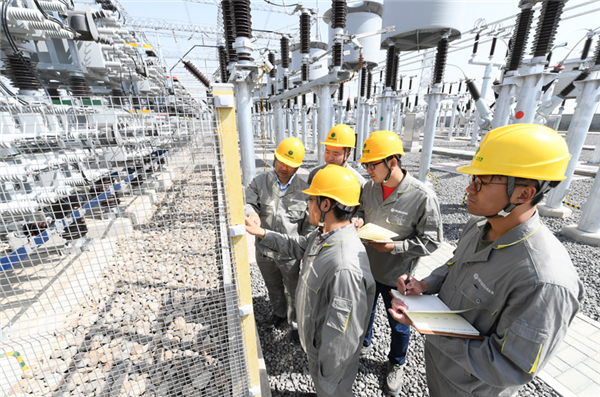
[367,71,373,99]
[346,98,351,112]
[593,37,600,65]
[281,37,290,68]
[405,97,409,108]
[465,79,481,101]
[221,0,237,63]
[581,37,593,60]
[332,43,342,67]
[68,75,92,97]
[393,55,400,90]
[385,45,395,88]
[218,45,229,82]
[458,81,462,92]
[331,0,347,29]
[313,93,317,103]
[360,68,367,97]
[182,60,211,88]
[301,64,309,82]
[338,83,344,101]
[409,78,413,90]
[232,0,252,38]
[490,37,497,57]
[268,52,276,78]
[532,0,566,58]
[302,94,306,107]
[294,96,298,106]
[399,78,403,90]
[4,55,42,91]
[558,70,590,98]
[300,12,310,54]
[283,76,288,90]
[432,38,448,85]
[415,95,419,107]
[472,33,480,55]
[506,7,534,71]
[270,84,275,96]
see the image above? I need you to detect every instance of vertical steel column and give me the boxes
[301,107,308,148]
[379,89,394,131]
[315,85,335,166]
[312,98,318,150]
[233,82,256,186]
[491,81,516,129]
[418,86,446,181]
[273,101,285,145]
[448,98,459,140]
[363,102,371,142]
[293,104,300,138]
[544,74,600,212]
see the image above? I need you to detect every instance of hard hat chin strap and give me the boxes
[486,178,551,219]
[317,197,354,230]
[383,158,392,183]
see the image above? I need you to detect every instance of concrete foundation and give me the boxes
[538,204,573,219]
[560,225,600,246]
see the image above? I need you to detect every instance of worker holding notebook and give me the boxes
[307,123,366,186]
[355,130,443,396]
[389,124,584,397]
[245,165,375,397]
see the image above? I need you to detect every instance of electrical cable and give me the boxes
[263,0,299,8]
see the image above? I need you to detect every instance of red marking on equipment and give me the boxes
[516,111,524,119]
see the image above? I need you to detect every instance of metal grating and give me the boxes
[0,95,249,396]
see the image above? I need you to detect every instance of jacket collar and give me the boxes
[467,211,543,262]
[268,170,300,193]
[376,169,412,205]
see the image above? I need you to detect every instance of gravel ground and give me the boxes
[252,133,599,396]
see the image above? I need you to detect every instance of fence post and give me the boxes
[212,83,261,396]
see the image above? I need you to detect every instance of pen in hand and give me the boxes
[404,274,411,296]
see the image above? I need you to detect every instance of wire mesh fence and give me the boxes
[0,94,249,396]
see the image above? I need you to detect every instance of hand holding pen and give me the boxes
[396,274,429,296]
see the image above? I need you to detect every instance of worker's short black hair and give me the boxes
[385,154,402,168]
[490,175,560,206]
[323,197,358,221]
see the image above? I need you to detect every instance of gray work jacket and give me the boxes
[422,212,584,396]
[307,162,366,186]
[260,224,376,394]
[244,171,313,260]
[356,170,443,286]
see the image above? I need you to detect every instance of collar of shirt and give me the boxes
[315,223,354,246]
[276,172,296,192]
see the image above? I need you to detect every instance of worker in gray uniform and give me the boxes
[244,137,313,341]
[355,130,443,396]
[390,124,584,397]
[307,124,366,186]
[245,165,375,397]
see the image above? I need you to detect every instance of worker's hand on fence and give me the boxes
[397,274,428,296]
[352,217,364,229]
[366,242,395,252]
[388,297,413,326]
[245,217,266,239]
[247,213,261,227]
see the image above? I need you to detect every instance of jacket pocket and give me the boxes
[460,282,501,332]
[326,296,352,333]
[501,319,548,374]
[386,212,413,227]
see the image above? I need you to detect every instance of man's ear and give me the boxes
[319,198,331,212]
[513,185,537,204]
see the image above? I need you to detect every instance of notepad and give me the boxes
[390,290,482,339]
[357,223,400,243]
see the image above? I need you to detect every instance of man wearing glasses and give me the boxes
[244,137,314,342]
[389,124,584,397]
[355,130,443,396]
[307,124,366,186]
[245,165,375,397]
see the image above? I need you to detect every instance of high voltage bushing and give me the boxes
[221,0,237,63]
[283,76,289,90]
[300,12,310,54]
[594,38,600,65]
[218,45,229,82]
[558,70,590,98]
[472,33,480,54]
[68,75,92,97]
[367,71,373,99]
[331,0,347,29]
[465,78,481,101]
[338,83,344,100]
[183,60,211,88]
[432,38,448,85]
[301,64,309,82]
[232,0,252,38]
[3,55,41,91]
[581,36,593,60]
[268,52,276,78]
[506,7,534,71]
[532,0,566,58]
[332,43,342,67]
[360,68,367,97]
[392,54,400,90]
[490,37,497,57]
[384,45,395,88]
[281,37,290,68]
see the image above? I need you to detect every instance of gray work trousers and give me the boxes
[256,252,299,328]
[308,355,359,396]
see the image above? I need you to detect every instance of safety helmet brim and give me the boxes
[275,152,302,168]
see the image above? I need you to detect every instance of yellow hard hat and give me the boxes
[321,124,356,148]
[359,130,405,163]
[303,164,361,207]
[275,137,305,168]
[457,124,570,180]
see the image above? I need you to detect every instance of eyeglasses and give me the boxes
[362,161,384,171]
[306,196,317,204]
[470,175,510,192]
